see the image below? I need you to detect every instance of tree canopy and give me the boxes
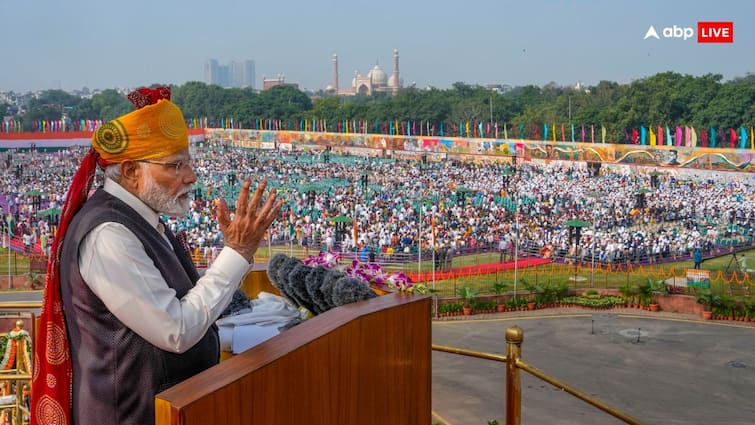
[12,72,755,136]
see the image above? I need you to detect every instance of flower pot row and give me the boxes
[702,312,754,322]
[437,302,665,317]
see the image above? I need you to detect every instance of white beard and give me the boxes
[139,173,191,216]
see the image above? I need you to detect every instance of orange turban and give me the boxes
[91,98,188,163]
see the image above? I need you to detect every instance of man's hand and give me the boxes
[216,179,283,263]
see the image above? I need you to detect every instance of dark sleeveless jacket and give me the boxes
[59,189,219,425]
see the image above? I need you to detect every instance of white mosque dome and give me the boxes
[367,65,387,86]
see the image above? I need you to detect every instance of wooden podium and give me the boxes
[155,268,432,425]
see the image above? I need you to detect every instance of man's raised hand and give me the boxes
[216,179,283,262]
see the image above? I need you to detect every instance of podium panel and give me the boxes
[156,293,431,425]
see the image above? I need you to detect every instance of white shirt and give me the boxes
[79,178,251,354]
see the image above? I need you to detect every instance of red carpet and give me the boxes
[408,257,551,282]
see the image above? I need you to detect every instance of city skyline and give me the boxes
[204,59,256,89]
[0,0,753,93]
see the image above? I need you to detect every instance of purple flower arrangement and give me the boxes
[303,251,425,294]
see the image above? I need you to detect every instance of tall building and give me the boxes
[204,59,256,89]
[204,59,220,86]
[242,60,256,89]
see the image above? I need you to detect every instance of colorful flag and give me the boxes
[657,126,663,146]
[740,127,747,149]
[640,126,647,145]
[710,128,716,148]
[685,126,691,147]
[691,127,698,147]
[700,127,708,147]
[730,128,737,148]
[649,127,656,146]
[601,126,606,144]
[675,126,682,146]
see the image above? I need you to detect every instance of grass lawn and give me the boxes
[0,248,31,276]
[4,244,752,300]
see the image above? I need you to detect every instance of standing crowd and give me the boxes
[2,143,754,268]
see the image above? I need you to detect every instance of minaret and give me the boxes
[392,48,400,93]
[332,53,339,94]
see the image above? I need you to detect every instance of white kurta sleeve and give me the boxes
[79,222,250,353]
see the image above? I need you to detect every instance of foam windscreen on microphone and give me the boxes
[331,277,378,306]
[321,268,347,309]
[287,263,318,314]
[304,265,329,314]
[221,288,251,317]
[267,253,290,290]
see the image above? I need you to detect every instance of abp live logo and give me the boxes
[698,22,733,43]
[644,21,733,43]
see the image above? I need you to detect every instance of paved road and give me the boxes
[0,290,42,303]
[0,290,43,315]
[432,309,755,425]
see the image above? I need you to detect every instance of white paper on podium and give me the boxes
[230,324,281,354]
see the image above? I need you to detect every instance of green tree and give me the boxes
[90,90,133,122]
[26,90,83,124]
[254,85,312,120]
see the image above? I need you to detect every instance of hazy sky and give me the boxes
[1,0,753,92]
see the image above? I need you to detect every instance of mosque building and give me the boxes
[326,49,402,95]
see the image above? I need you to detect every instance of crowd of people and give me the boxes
[2,142,754,268]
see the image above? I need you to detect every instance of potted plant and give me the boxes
[554,283,569,306]
[456,286,479,316]
[540,283,559,308]
[720,295,736,321]
[747,301,755,322]
[523,280,541,310]
[647,278,667,312]
[492,282,509,312]
[636,280,653,310]
[696,289,721,320]
[618,283,636,308]
[24,271,45,290]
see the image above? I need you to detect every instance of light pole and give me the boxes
[513,197,520,299]
[418,200,422,275]
[590,226,596,288]
[6,215,11,289]
[431,216,436,291]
